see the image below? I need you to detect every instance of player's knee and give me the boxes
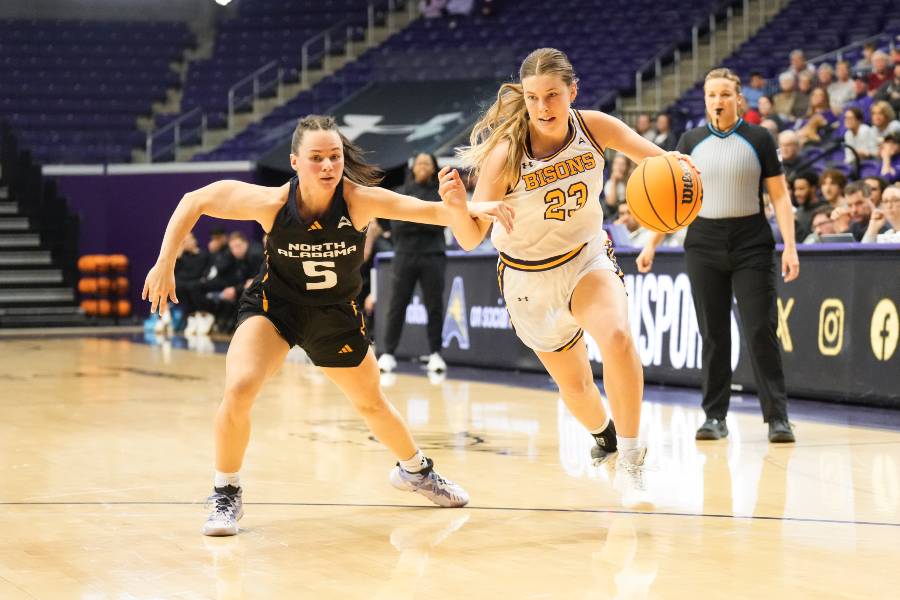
[353,393,389,418]
[559,376,596,400]
[596,323,632,351]
[223,374,261,408]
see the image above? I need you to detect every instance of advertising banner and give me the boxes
[375,247,899,405]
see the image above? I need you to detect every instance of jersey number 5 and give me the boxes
[302,261,337,290]
[544,181,588,221]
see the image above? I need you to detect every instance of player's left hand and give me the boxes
[666,151,701,175]
[781,246,800,282]
[468,201,515,234]
[438,166,468,212]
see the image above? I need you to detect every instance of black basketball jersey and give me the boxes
[260,177,366,306]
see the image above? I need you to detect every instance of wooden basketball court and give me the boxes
[1,334,898,599]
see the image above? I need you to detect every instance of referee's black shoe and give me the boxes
[695,418,728,440]
[768,419,796,443]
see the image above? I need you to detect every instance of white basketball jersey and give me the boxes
[491,109,606,263]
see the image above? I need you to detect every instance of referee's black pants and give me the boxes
[383,252,446,355]
[684,214,789,423]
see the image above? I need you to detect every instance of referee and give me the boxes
[637,68,800,443]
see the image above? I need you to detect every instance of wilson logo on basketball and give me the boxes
[678,159,695,205]
[522,151,597,191]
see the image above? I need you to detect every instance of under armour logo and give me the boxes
[521,161,535,169]
[338,216,354,229]
[517,296,529,302]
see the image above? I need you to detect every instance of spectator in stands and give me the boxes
[803,205,836,243]
[614,203,652,247]
[786,49,815,79]
[757,95,784,131]
[845,181,878,240]
[868,51,892,93]
[829,61,856,113]
[820,168,847,208]
[865,176,888,206]
[207,227,228,262]
[760,118,780,139]
[480,0,494,16]
[797,114,828,147]
[862,186,900,242]
[778,130,802,176]
[830,204,852,234]
[874,63,900,113]
[844,106,880,164]
[635,113,656,141]
[773,73,797,120]
[792,71,813,119]
[805,87,837,126]
[791,171,823,241]
[854,42,877,72]
[879,131,900,182]
[816,63,834,90]
[652,113,677,151]
[378,153,448,374]
[419,0,447,18]
[602,153,630,220]
[744,72,766,109]
[846,72,874,120]
[870,101,900,140]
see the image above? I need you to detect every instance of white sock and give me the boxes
[399,450,428,473]
[617,436,639,451]
[589,415,611,435]
[215,470,241,489]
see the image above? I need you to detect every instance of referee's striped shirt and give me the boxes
[677,118,783,219]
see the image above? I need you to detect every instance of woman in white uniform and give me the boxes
[439,48,696,488]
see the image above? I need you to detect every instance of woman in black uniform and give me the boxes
[637,69,800,443]
[143,115,513,536]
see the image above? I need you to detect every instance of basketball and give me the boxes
[625,154,703,233]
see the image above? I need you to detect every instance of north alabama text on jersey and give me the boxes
[277,241,358,258]
[522,151,598,192]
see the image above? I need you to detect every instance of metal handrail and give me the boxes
[809,32,895,66]
[145,107,205,163]
[227,60,281,132]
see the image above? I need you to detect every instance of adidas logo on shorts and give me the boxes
[338,344,353,354]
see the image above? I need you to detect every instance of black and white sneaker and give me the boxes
[203,485,243,536]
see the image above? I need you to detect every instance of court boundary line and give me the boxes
[2,501,898,528]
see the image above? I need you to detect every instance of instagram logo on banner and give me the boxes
[818,299,845,356]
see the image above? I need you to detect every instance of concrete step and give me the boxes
[0,233,40,248]
[0,250,52,267]
[0,217,29,231]
[0,202,18,215]
[0,287,75,304]
[0,305,81,316]
[0,313,87,327]
[0,269,63,285]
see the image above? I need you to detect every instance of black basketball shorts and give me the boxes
[237,280,369,368]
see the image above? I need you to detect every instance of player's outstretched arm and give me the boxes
[142,180,286,315]
[345,176,512,251]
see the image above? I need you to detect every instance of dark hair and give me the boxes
[811,205,832,220]
[210,227,227,237]
[820,168,848,189]
[228,231,248,243]
[792,170,819,187]
[409,152,439,185]
[845,180,871,198]
[290,114,383,186]
[845,107,864,121]
[863,175,888,192]
[750,71,763,78]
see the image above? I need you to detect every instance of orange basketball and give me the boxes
[113,276,129,294]
[625,154,703,233]
[80,299,98,315]
[116,300,131,317]
[96,277,111,294]
[108,254,129,271]
[77,255,96,272]
[97,299,112,316]
[78,278,97,294]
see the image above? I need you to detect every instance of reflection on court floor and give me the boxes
[0,336,898,599]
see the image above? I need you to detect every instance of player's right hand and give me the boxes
[142,262,178,316]
[438,166,468,212]
[636,245,655,273]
